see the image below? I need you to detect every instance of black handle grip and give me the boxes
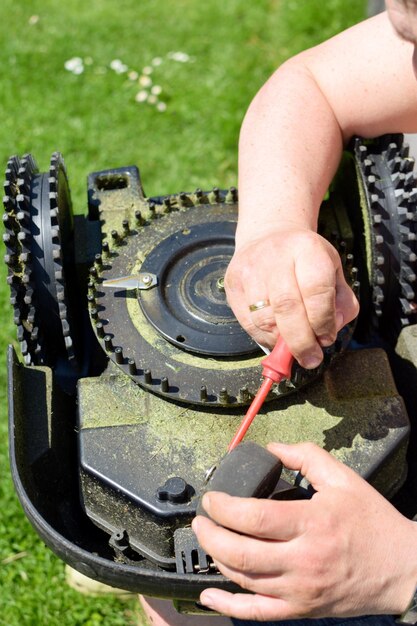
[197,441,283,518]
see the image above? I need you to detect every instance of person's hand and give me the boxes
[192,442,417,621]
[225,227,359,368]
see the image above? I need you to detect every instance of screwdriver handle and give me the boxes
[261,336,294,383]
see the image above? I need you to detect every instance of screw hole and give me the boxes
[176,335,186,343]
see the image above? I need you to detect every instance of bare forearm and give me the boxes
[237,62,343,244]
[236,11,417,245]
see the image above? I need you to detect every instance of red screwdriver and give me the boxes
[228,336,294,451]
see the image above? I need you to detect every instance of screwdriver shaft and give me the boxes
[228,377,275,451]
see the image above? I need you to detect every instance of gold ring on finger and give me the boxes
[249,299,271,312]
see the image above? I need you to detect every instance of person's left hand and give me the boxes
[192,442,417,621]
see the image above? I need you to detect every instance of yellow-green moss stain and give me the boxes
[125,279,262,372]
[354,160,373,281]
[78,349,409,478]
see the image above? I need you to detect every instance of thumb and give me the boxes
[267,442,354,491]
[335,264,360,327]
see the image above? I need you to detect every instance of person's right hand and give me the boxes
[225,226,359,369]
[192,442,417,621]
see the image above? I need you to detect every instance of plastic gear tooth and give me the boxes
[375,269,385,285]
[178,192,192,208]
[134,210,145,226]
[16,192,31,212]
[393,172,405,190]
[385,142,398,161]
[405,172,416,190]
[400,227,417,242]
[402,265,416,283]
[20,339,29,356]
[24,287,33,304]
[401,298,415,315]
[27,307,35,325]
[363,158,373,175]
[408,188,417,204]
[390,156,402,174]
[4,156,20,186]
[357,142,367,160]
[148,204,157,220]
[401,143,410,158]
[400,281,415,300]
[49,191,58,210]
[211,187,221,203]
[219,388,229,404]
[401,158,414,173]
[226,187,238,203]
[115,347,124,364]
[4,253,16,266]
[367,175,376,192]
[162,197,171,213]
[373,286,384,304]
[3,195,16,213]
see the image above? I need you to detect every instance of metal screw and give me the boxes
[142,274,152,286]
[216,276,225,291]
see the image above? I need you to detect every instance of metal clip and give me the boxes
[102,273,157,290]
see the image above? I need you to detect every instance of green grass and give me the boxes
[0,1,366,624]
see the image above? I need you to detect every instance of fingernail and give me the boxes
[336,311,344,329]
[200,592,215,609]
[303,355,322,369]
[202,493,211,513]
[318,335,334,347]
[191,518,199,534]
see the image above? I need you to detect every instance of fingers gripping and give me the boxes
[294,245,338,344]
[225,230,359,364]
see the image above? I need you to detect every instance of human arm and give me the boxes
[192,442,417,621]
[226,11,417,367]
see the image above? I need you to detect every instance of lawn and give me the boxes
[0,1,366,624]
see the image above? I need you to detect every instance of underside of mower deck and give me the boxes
[4,134,417,610]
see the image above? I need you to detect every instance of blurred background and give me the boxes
[0,1,371,624]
